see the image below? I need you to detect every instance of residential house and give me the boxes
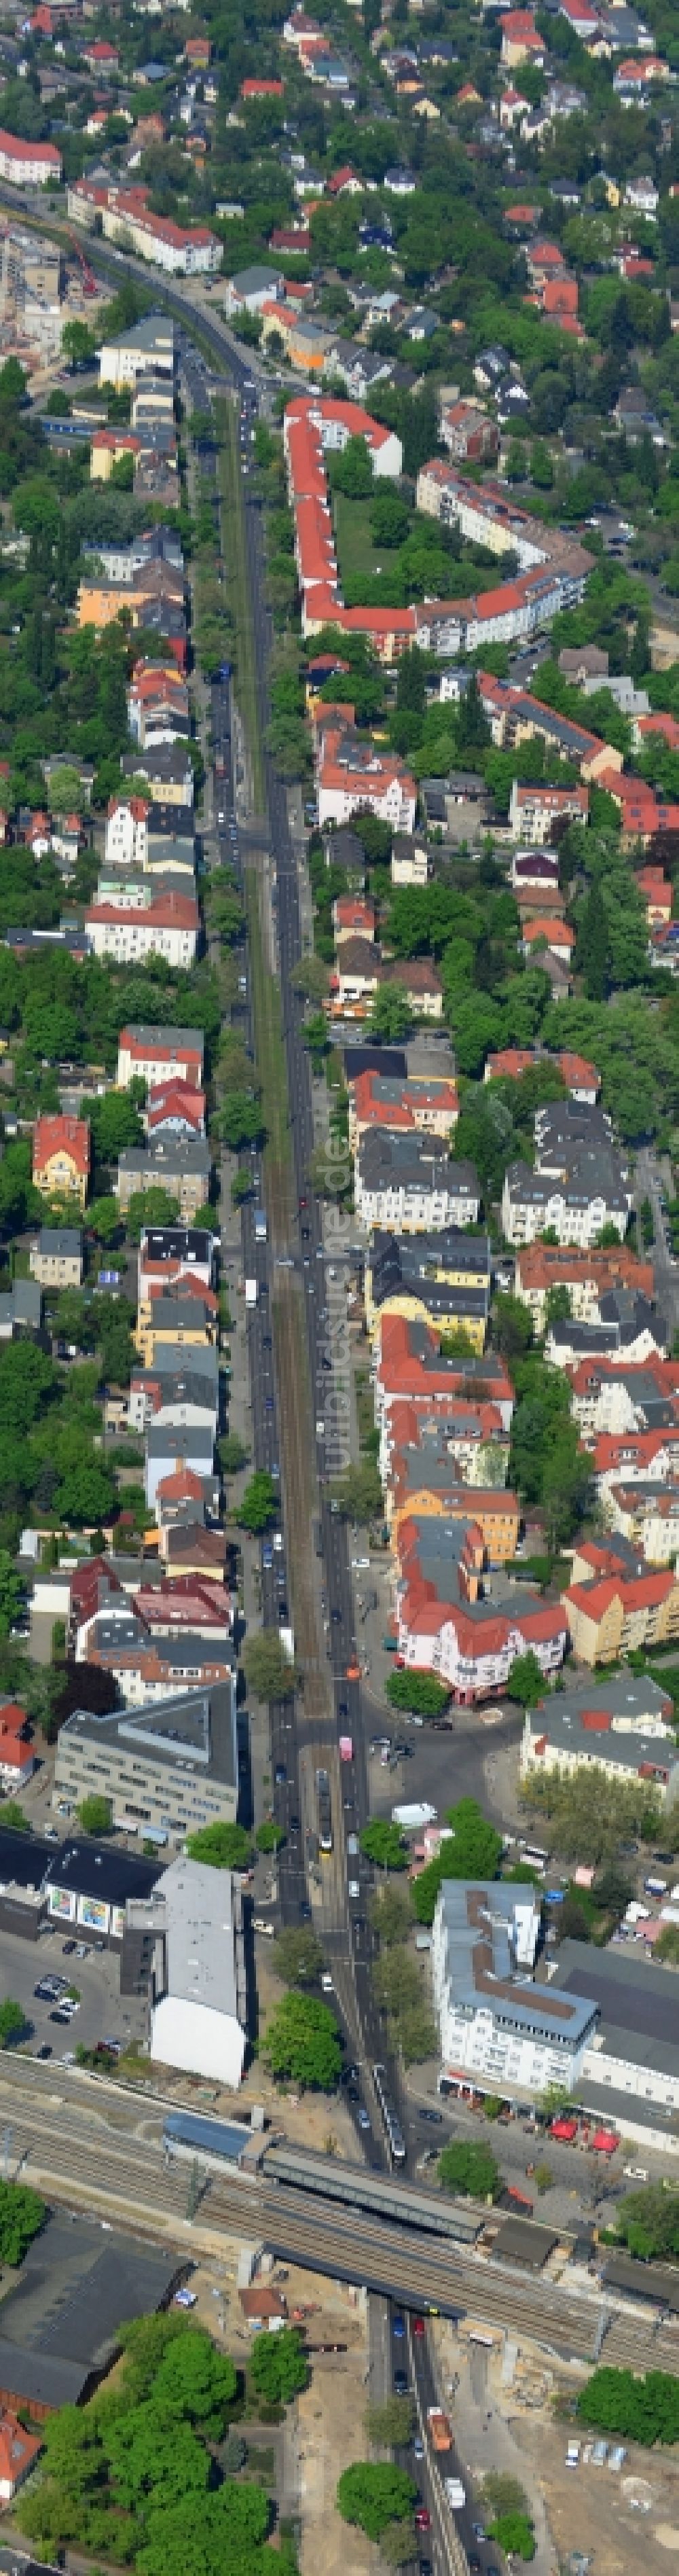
[33,1115,90,1209]
[355,1134,479,1233]
[29,1227,83,1287]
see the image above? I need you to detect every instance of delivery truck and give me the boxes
[427,2408,452,2453]
[392,1802,437,1831]
[244,1278,257,1308]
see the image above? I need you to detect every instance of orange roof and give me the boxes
[0,2411,42,2488]
[86,895,198,929]
[523,916,574,946]
[156,1467,206,1501]
[34,1114,90,1176]
[240,75,284,93]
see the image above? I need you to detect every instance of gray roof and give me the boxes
[120,1139,210,1181]
[437,1880,595,2045]
[0,2208,177,2410]
[230,263,282,293]
[60,1681,236,1792]
[35,1227,82,1255]
[154,1853,239,2017]
[551,1939,679,2080]
[134,1346,219,1389]
[369,1227,490,1287]
[145,1420,216,1461]
[0,1281,41,1329]
[122,1024,203,1053]
[358,1130,479,1197]
[528,1673,676,1776]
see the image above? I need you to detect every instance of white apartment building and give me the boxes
[128,1857,246,2088]
[433,1882,597,2099]
[98,318,175,387]
[318,756,417,834]
[0,131,62,185]
[501,1159,629,1249]
[521,1673,679,1802]
[355,1132,479,1233]
[391,838,430,887]
[117,1024,204,1089]
[552,1940,679,2120]
[105,800,149,870]
[86,896,198,968]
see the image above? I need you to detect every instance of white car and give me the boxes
[351,1556,369,1570]
[623,2163,648,2181]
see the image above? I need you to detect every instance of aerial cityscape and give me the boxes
[0,0,675,2570]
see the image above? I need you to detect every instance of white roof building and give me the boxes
[139,1855,246,2087]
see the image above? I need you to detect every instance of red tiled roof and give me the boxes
[34,1114,90,1176]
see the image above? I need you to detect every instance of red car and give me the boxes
[412,2316,426,2338]
[415,2509,431,2532]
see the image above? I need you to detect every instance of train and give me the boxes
[373,2062,406,2164]
[316,1765,333,1855]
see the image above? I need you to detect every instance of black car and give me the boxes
[62,1939,77,1956]
[35,2044,52,2060]
[394,2370,409,2397]
[299,1899,312,1920]
[50,2009,72,2026]
[331,1607,342,1622]
[338,1700,348,1717]
[419,2560,432,2576]
[420,2107,443,2126]
[289,1813,300,1832]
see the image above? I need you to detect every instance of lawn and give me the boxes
[331,492,383,586]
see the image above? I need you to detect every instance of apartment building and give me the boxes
[85,892,198,968]
[54,1683,237,1845]
[33,1115,90,1209]
[0,130,61,184]
[563,1537,679,1663]
[514,1242,654,1333]
[29,1228,83,1287]
[433,1882,595,2098]
[365,1230,490,1350]
[116,1025,204,1088]
[348,1070,459,1150]
[521,1672,678,1802]
[509,780,589,840]
[115,1138,210,1222]
[355,1133,479,1233]
[396,1510,566,1700]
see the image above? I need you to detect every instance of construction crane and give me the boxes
[67,228,97,297]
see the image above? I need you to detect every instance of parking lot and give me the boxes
[0,1927,148,2065]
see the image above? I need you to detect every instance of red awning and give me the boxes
[592,2130,619,2153]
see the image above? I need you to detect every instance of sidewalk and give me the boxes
[435,2330,558,2576]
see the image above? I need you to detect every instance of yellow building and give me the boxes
[391,1482,519,1563]
[365,1230,490,1350]
[32,1115,90,1210]
[134,1299,216,1370]
[563,1565,679,1666]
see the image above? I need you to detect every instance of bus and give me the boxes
[373,2062,406,2165]
[316,1766,333,1855]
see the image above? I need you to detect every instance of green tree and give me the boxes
[576,878,609,1000]
[614,2183,679,2264]
[272,1926,323,1986]
[412,1800,503,1925]
[385,1670,449,1719]
[336,2463,416,2540]
[1,1802,27,1832]
[369,985,413,1043]
[152,2329,237,2431]
[0,1999,26,2048]
[370,1882,413,1946]
[506,1651,547,1707]
[365,2398,416,2446]
[329,1459,382,1523]
[219,1432,250,1473]
[220,1091,265,1151]
[359,1821,407,1872]
[489,2512,535,2560]
[62,321,97,368]
[77,1795,112,1836]
[237,1473,278,1533]
[256,1820,285,1853]
[87,1196,122,1247]
[437,2139,502,2200]
[263,1991,342,2090]
[90,1092,144,1162]
[0,2177,43,2260]
[126,1188,181,1245]
[243,1632,297,1701]
[576,2366,679,2446]
[250,2325,308,2406]
[186,1822,253,1871]
[0,1552,25,1638]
